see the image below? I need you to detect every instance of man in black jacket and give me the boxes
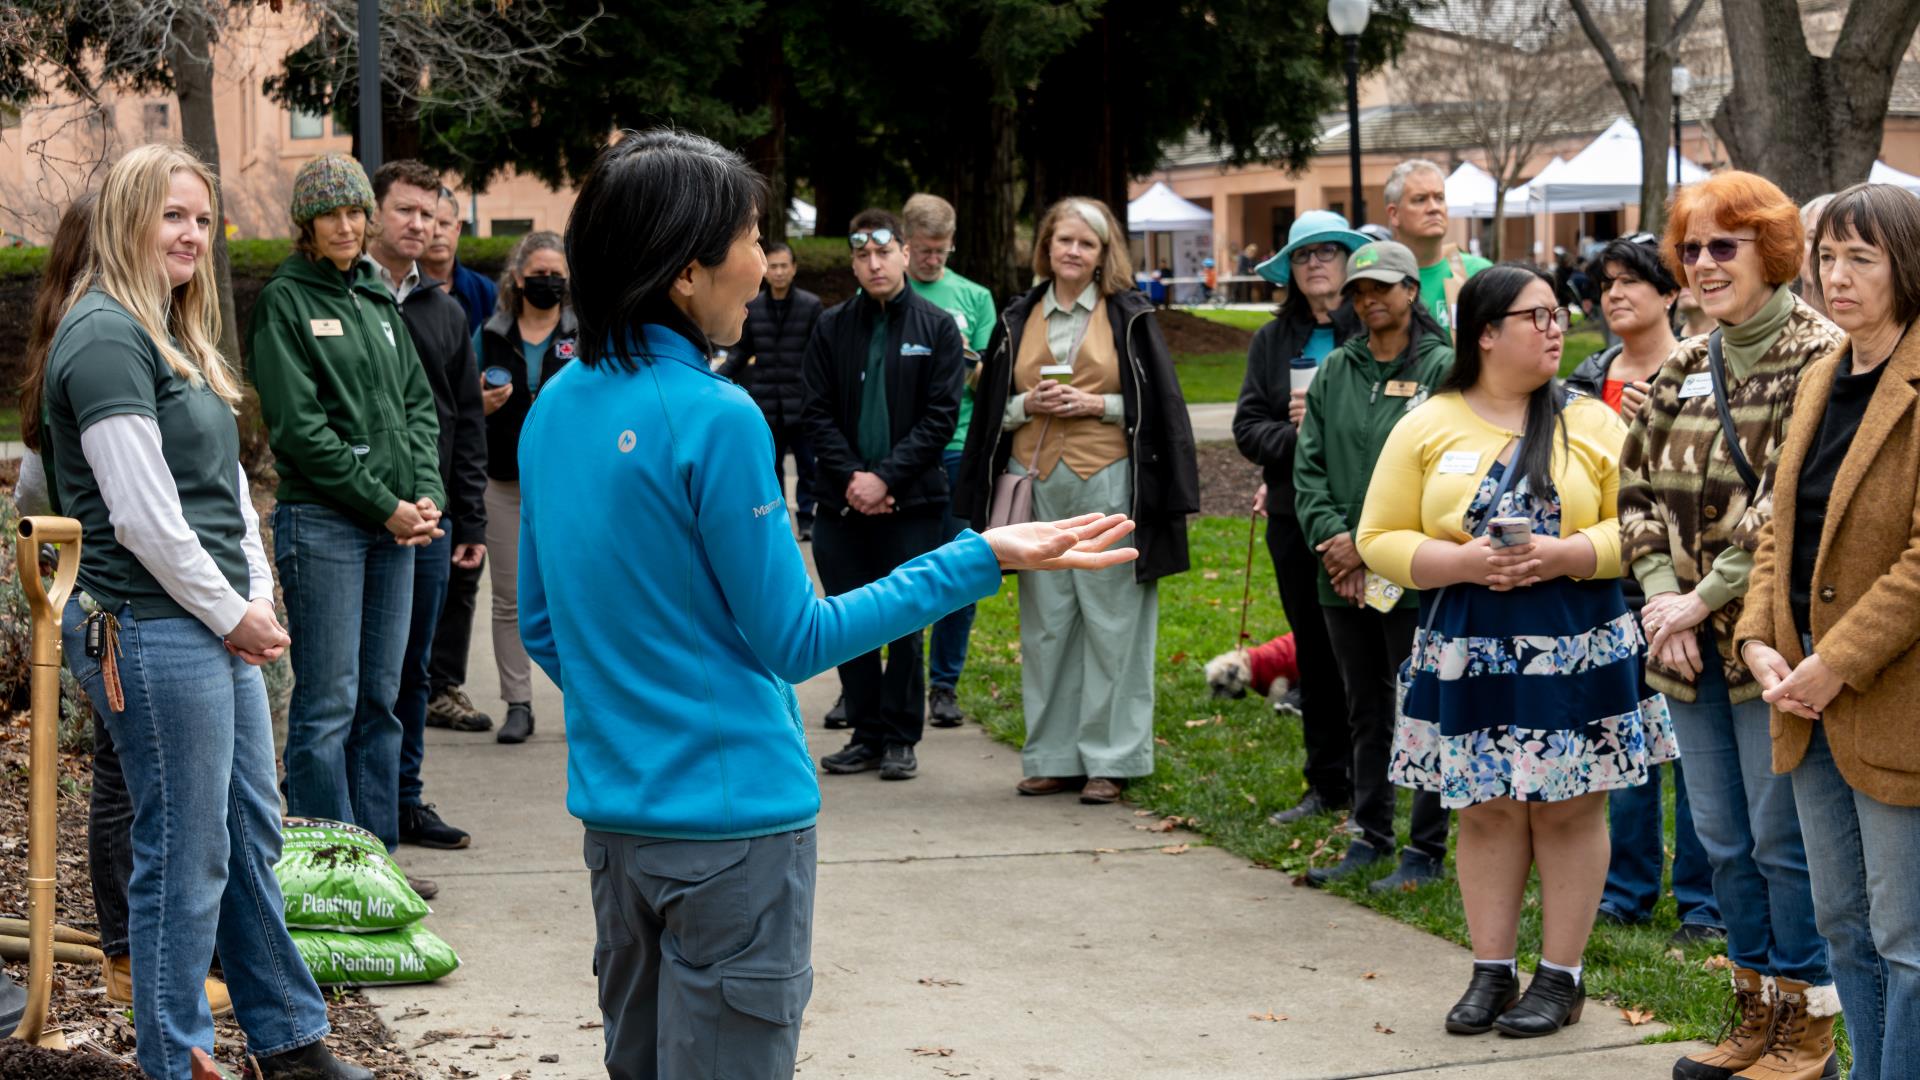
[367,161,487,858]
[721,242,825,540]
[803,209,966,781]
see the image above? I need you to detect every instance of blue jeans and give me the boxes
[1791,725,1920,1080]
[1601,760,1721,927]
[274,502,414,851]
[927,450,976,690]
[1667,649,1828,983]
[398,531,452,809]
[63,602,330,1079]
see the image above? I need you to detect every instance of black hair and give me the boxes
[1597,236,1680,296]
[849,207,903,238]
[1440,262,1567,500]
[763,241,794,259]
[1343,273,1447,340]
[565,128,768,370]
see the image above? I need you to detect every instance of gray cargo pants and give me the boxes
[585,827,817,1079]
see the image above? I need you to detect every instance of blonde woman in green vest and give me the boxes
[956,198,1199,804]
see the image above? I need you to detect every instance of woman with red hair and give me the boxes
[1619,171,1844,1080]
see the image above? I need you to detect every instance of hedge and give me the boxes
[0,234,528,283]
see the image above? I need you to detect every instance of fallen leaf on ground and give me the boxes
[1149,817,1178,832]
[1665,948,1685,962]
[577,1021,603,1030]
[1373,1022,1395,1035]
[1702,955,1734,971]
[1621,1008,1655,1026]
[918,977,963,988]
[1202,570,1221,580]
[1161,844,1190,855]
[1135,809,1154,817]
[1361,972,1377,980]
[1248,1010,1288,1022]
[1288,838,1302,850]
[911,1046,956,1057]
[1170,650,1189,663]
[1093,847,1117,853]
[1184,718,1211,727]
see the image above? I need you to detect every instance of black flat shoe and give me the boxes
[1493,967,1584,1037]
[1445,964,1519,1034]
[253,1038,373,1079]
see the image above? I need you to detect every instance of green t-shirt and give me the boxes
[43,290,248,620]
[1417,253,1493,337]
[908,269,997,452]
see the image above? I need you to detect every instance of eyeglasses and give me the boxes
[1290,243,1346,266]
[914,243,955,259]
[1679,236,1756,265]
[1497,306,1571,332]
[849,228,897,250]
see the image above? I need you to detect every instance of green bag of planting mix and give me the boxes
[275,818,429,932]
[290,923,461,986]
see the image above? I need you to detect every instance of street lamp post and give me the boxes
[1671,65,1692,192]
[358,0,382,173]
[1329,0,1371,226]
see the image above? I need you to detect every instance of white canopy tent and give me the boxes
[1869,160,1920,195]
[1443,161,1536,219]
[1527,117,1709,210]
[1128,182,1215,302]
[787,197,818,237]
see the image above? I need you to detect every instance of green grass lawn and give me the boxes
[1175,330,1607,406]
[955,516,1740,1047]
[0,404,18,443]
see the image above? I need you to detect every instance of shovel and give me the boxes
[9,515,82,1049]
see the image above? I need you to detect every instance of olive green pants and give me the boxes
[1013,458,1157,779]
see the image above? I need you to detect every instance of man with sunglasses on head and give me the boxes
[802,209,967,781]
[1384,158,1491,338]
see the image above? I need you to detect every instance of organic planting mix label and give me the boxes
[274,818,430,932]
[290,922,462,986]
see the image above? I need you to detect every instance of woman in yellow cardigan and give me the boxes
[1357,264,1676,1039]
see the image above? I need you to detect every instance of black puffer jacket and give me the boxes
[956,283,1200,584]
[397,275,488,544]
[1231,301,1360,519]
[721,285,825,428]
[480,307,578,482]
[1564,343,1649,616]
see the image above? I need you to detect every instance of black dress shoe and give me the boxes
[820,741,883,774]
[1304,839,1383,887]
[254,1038,374,1079]
[823,695,851,730]
[879,743,918,780]
[1494,967,1584,1037]
[1445,964,1520,1034]
[1266,789,1348,827]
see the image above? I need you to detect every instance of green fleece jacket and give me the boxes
[248,254,444,528]
[1293,325,1454,607]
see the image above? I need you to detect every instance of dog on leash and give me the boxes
[1204,632,1299,706]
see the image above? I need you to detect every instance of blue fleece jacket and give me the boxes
[517,324,1003,839]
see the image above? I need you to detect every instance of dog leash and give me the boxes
[1236,504,1259,644]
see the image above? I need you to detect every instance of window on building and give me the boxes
[142,102,170,141]
[490,218,534,237]
[290,108,324,140]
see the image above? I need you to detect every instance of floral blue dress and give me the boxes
[1389,462,1678,807]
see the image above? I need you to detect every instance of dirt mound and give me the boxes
[1158,310,1255,355]
[0,1039,138,1079]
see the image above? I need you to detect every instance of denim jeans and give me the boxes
[63,601,330,1079]
[274,501,414,851]
[88,705,134,957]
[927,450,976,690]
[1791,724,1920,1080]
[1601,760,1721,928]
[398,532,452,809]
[1667,648,1828,983]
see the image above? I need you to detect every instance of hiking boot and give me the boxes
[879,744,918,780]
[1674,967,1772,1079]
[821,741,883,774]
[426,686,493,732]
[253,1038,374,1080]
[928,686,964,728]
[1731,977,1839,1080]
[1369,848,1446,894]
[1267,788,1348,827]
[497,702,534,744]
[104,953,231,1017]
[1493,966,1585,1037]
[823,695,851,730]
[405,874,439,901]
[1305,839,1383,887]
[399,803,471,850]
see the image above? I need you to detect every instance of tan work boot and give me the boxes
[1733,976,1840,1080]
[1673,967,1772,1079]
[103,952,234,1018]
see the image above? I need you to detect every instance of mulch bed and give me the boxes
[1195,440,1263,520]
[1158,309,1256,355]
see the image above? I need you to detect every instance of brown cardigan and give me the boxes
[1736,325,1920,806]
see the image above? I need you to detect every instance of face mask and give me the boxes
[522,274,566,311]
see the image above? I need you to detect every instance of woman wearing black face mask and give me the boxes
[475,229,577,744]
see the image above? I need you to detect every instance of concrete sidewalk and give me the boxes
[369,568,1696,1079]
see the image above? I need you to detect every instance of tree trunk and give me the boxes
[1488,187,1505,262]
[1638,0,1673,233]
[953,100,1020,300]
[742,33,788,245]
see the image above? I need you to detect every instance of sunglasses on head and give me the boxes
[1621,232,1659,246]
[1679,236,1756,266]
[849,228,897,250]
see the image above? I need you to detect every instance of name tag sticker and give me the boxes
[310,319,344,337]
[1438,451,1481,475]
[1385,380,1421,398]
[1679,372,1714,399]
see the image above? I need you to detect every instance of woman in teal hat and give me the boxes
[1231,210,1369,826]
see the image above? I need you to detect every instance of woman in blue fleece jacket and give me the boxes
[518,129,1137,1079]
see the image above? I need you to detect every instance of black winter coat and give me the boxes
[1231,301,1360,520]
[956,283,1199,584]
[397,276,489,544]
[801,286,966,514]
[480,307,578,483]
[720,286,824,429]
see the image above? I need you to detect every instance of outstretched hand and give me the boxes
[984,513,1139,573]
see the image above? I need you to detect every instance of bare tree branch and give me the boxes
[1665,0,1709,50]
[1567,0,1641,119]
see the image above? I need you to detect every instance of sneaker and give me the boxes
[1267,789,1349,827]
[1274,687,1304,716]
[399,803,471,850]
[1669,922,1727,947]
[497,702,534,744]
[405,873,439,901]
[879,744,918,780]
[1305,839,1384,887]
[1368,848,1446,894]
[823,695,851,730]
[427,686,493,732]
[928,686,963,728]
[821,741,883,774]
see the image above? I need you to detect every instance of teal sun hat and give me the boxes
[1256,210,1372,287]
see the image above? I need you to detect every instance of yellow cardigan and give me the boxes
[1356,391,1628,589]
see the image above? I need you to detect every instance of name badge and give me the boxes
[309,318,344,337]
[1679,372,1714,399]
[1385,380,1421,398]
[1438,451,1481,475]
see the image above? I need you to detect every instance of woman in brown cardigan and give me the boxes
[1738,182,1920,1080]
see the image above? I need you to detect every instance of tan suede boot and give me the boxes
[1673,967,1772,1080]
[103,952,235,1018]
[1733,976,1840,1080]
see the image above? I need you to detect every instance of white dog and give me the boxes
[1204,632,1299,709]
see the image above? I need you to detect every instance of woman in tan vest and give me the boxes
[955,197,1199,803]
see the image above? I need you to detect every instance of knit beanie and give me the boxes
[290,153,375,225]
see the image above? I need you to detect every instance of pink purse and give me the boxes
[987,417,1051,529]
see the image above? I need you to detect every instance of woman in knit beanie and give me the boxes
[289,152,377,267]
